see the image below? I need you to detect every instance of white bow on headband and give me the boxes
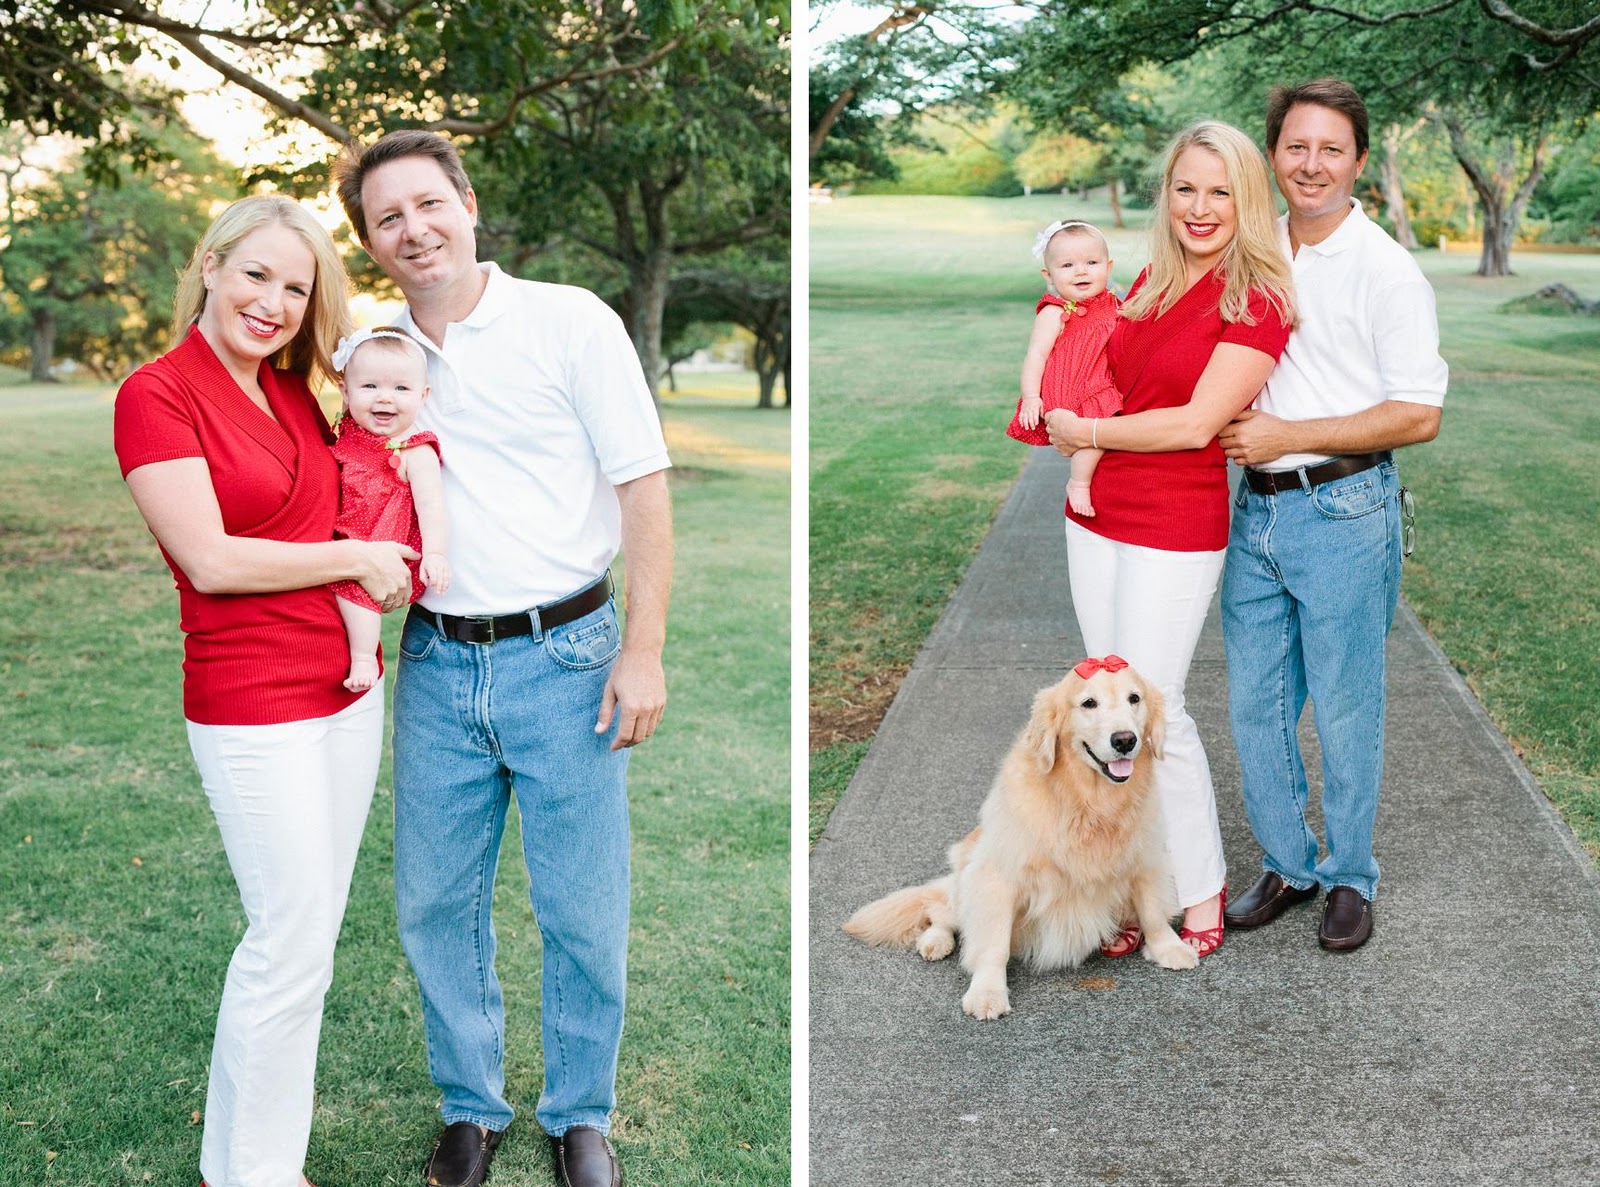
[1032,219,1100,260]
[331,326,426,373]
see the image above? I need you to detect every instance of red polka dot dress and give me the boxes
[328,423,441,612]
[1006,289,1124,446]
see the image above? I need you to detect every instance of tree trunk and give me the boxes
[1380,125,1416,250]
[1476,195,1513,276]
[608,180,677,407]
[633,251,670,405]
[751,302,787,409]
[30,307,56,382]
[753,321,776,408]
[1107,176,1124,229]
[1439,114,1546,279]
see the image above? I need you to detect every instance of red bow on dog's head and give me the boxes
[1073,654,1129,680]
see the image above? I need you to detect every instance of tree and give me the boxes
[1534,120,1600,243]
[11,1,788,399]
[808,0,1009,183]
[667,247,790,408]
[1000,65,1177,227]
[1008,0,1598,275]
[0,121,229,380]
[809,56,912,186]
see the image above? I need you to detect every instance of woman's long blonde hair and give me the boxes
[171,194,353,387]
[1122,121,1296,328]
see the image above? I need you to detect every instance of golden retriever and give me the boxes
[843,659,1196,1019]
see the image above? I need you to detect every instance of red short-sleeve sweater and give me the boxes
[1066,268,1291,551]
[114,328,370,726]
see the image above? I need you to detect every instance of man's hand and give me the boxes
[596,646,666,751]
[1219,409,1295,466]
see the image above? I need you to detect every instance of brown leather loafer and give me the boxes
[425,1121,504,1187]
[1224,870,1318,929]
[1318,886,1373,951]
[550,1125,622,1187]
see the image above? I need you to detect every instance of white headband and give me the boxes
[331,327,427,374]
[1032,219,1103,260]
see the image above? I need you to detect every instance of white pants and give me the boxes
[185,686,383,1187]
[1065,518,1227,909]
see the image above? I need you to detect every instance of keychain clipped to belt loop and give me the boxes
[1399,486,1416,559]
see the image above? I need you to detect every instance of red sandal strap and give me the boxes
[1100,923,1143,958]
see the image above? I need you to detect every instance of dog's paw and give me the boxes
[1144,935,1200,970]
[961,982,1011,1020]
[916,926,955,961]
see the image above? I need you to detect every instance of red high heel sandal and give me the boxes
[1100,922,1143,958]
[1179,882,1227,957]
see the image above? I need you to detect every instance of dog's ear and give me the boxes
[1024,684,1066,773]
[1142,680,1166,760]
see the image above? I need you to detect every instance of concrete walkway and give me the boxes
[809,448,1600,1187]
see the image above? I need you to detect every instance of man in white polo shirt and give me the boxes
[334,131,671,1187]
[1218,80,1446,953]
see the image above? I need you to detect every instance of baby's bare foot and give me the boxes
[1067,480,1096,517]
[344,657,379,692]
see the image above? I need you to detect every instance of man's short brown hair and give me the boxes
[1266,79,1369,158]
[332,129,474,242]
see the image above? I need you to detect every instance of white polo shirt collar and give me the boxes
[1281,198,1363,259]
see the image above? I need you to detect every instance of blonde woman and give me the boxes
[114,194,415,1187]
[1044,121,1297,960]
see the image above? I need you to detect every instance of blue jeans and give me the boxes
[1221,459,1401,901]
[393,597,630,1137]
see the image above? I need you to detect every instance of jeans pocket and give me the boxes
[545,607,622,671]
[1310,472,1385,521]
[398,615,439,662]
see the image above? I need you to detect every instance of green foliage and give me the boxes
[663,248,790,406]
[292,0,789,393]
[809,60,907,185]
[0,121,232,379]
[0,1,179,183]
[1004,1,1599,269]
[1013,132,1101,192]
[809,1,1012,185]
[6,3,788,400]
[1533,121,1600,243]
[855,110,1024,197]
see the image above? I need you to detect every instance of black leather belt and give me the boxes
[1244,451,1392,496]
[409,572,613,644]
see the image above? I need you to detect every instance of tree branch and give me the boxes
[810,3,932,159]
[159,26,353,142]
[1478,0,1600,47]
[77,0,352,50]
[424,36,686,136]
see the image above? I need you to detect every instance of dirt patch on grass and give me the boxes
[810,663,909,749]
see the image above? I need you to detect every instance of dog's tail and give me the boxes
[842,879,951,948]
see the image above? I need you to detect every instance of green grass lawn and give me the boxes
[0,382,790,1185]
[810,193,1600,855]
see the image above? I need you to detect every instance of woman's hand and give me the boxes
[1045,408,1088,455]
[352,540,420,612]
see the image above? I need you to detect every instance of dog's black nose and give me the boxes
[1110,731,1136,755]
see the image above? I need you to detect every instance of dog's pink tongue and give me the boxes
[1108,758,1135,778]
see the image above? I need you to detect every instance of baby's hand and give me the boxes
[420,553,451,593]
[1018,395,1043,431]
